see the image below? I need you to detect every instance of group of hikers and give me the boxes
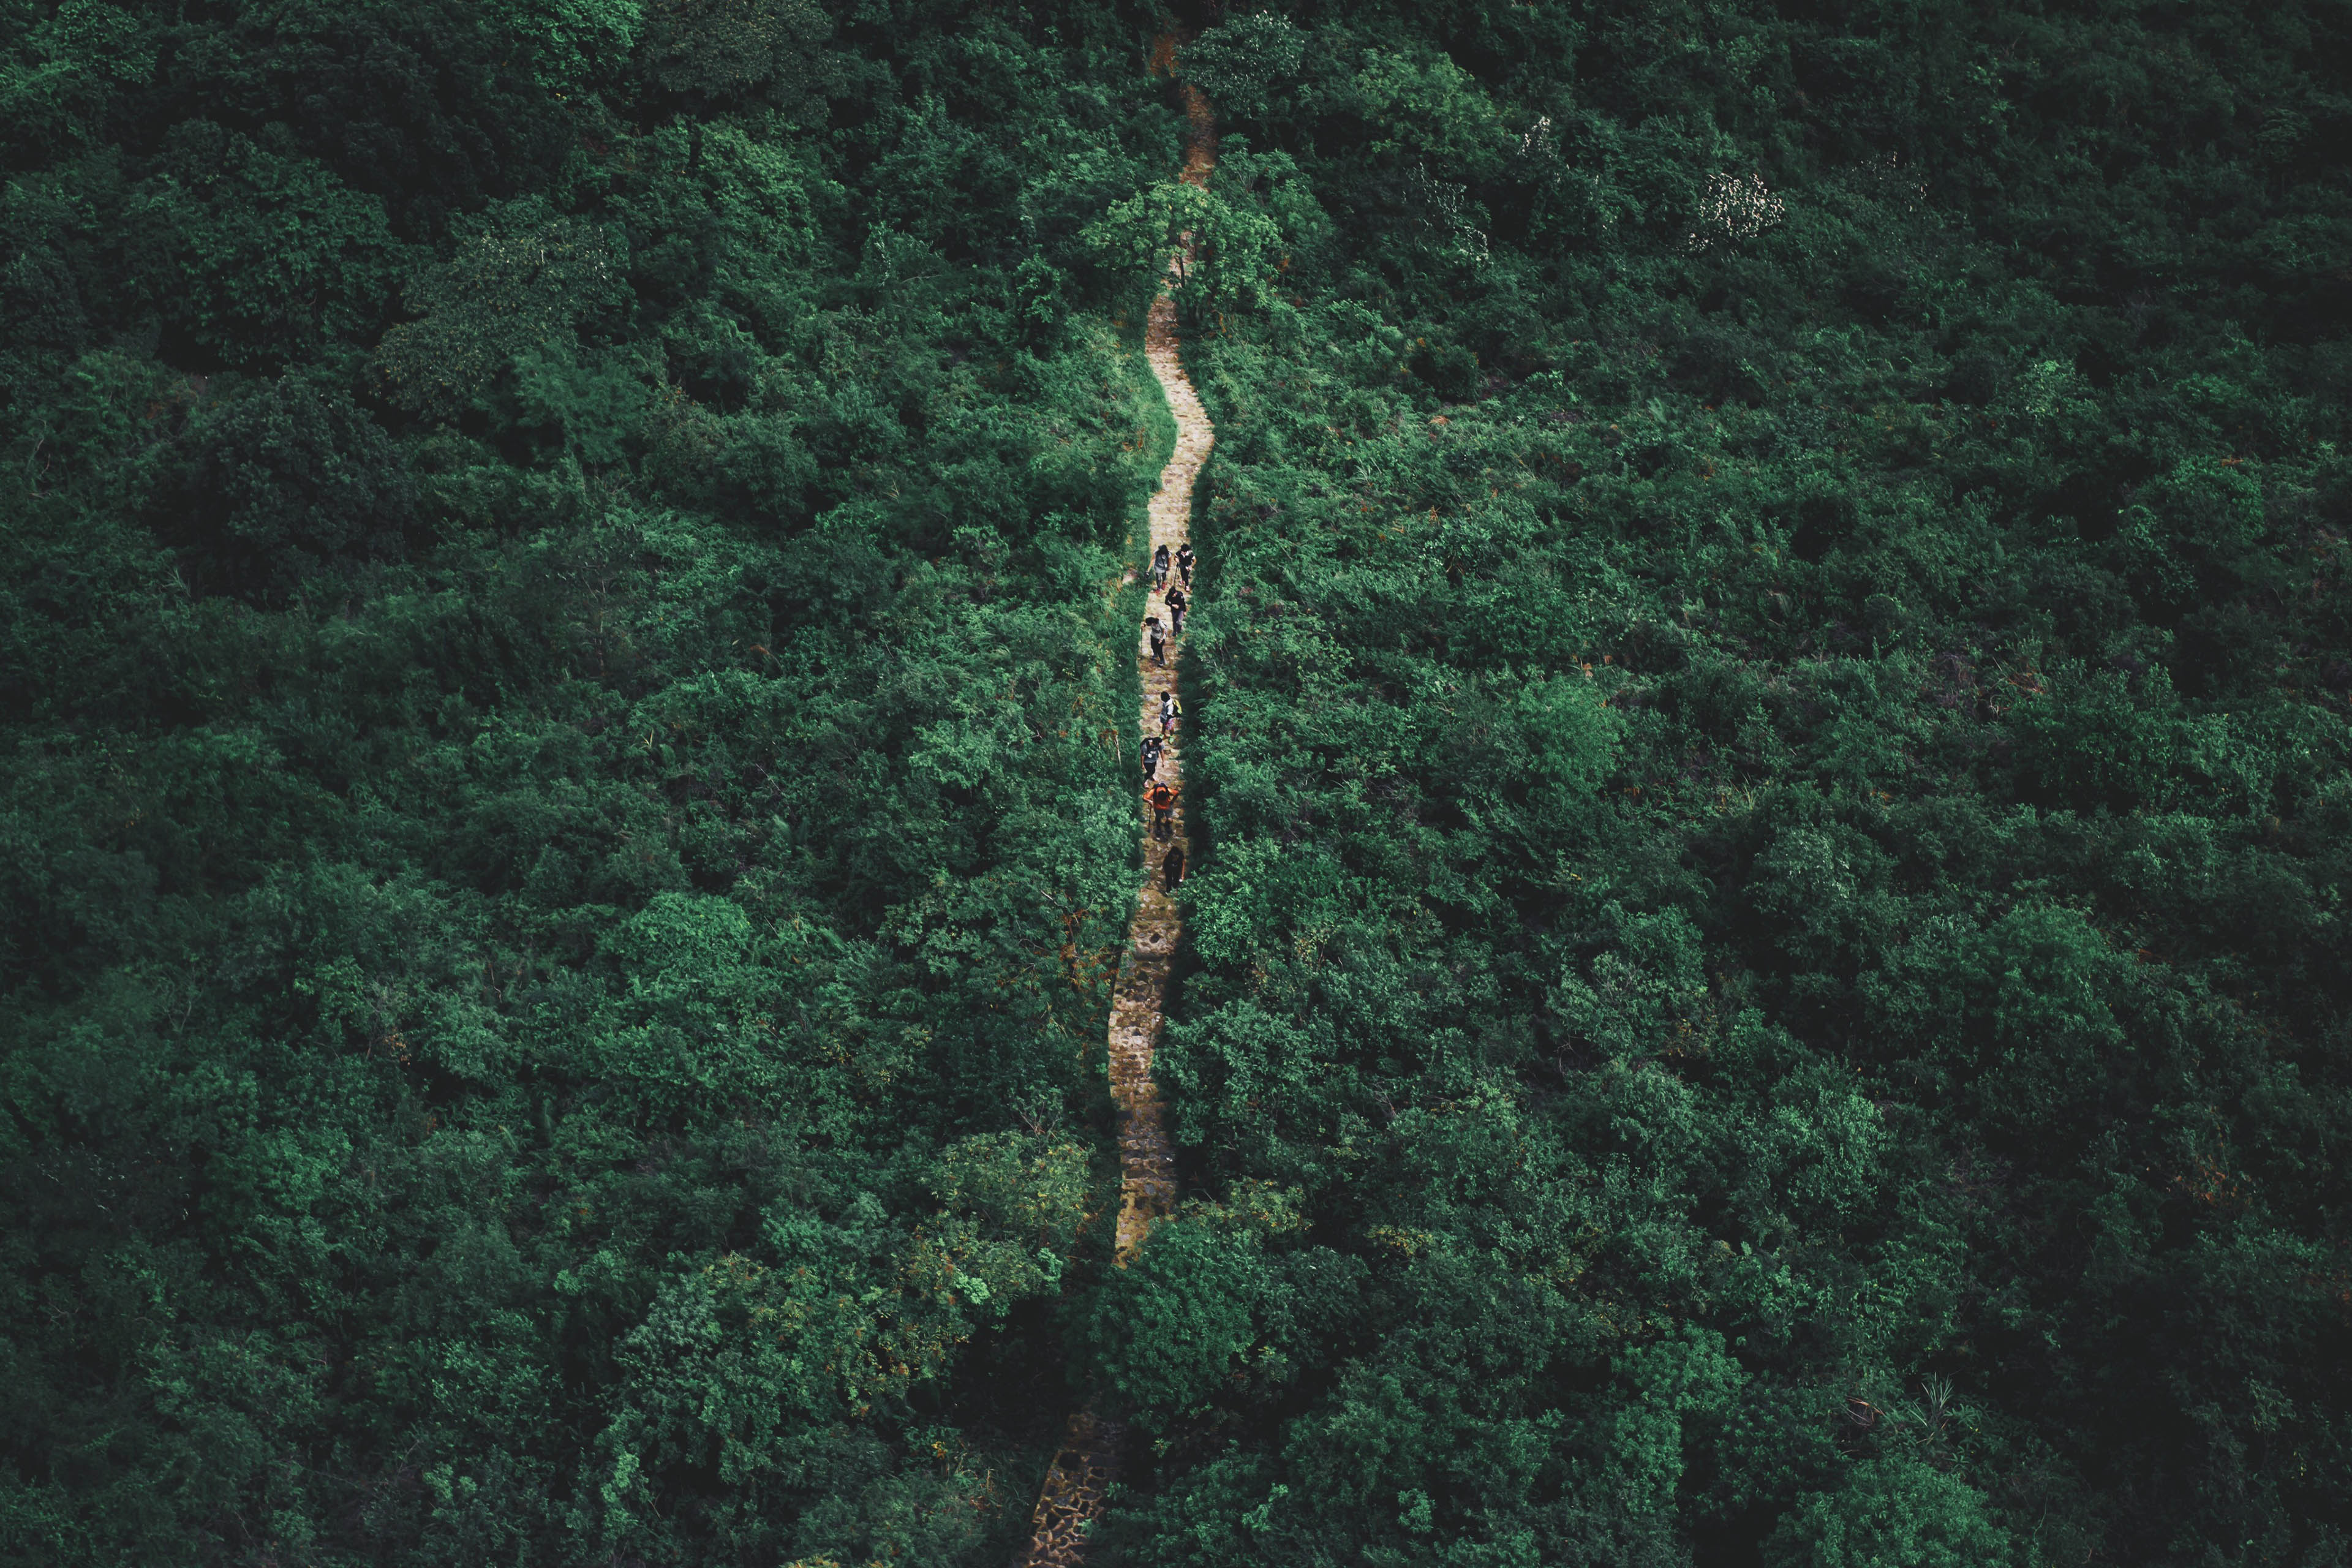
[1145,541,1193,666]
[1145,540,1193,891]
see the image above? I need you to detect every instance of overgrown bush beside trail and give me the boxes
[1114,3,2352,1565]
[0,5,1180,1565]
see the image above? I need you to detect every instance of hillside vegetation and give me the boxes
[1,4,1180,1562]
[1123,4,2352,1566]
[2,2,2349,1567]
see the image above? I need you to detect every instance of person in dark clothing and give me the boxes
[1162,844,1185,889]
[1152,543,1170,588]
[1175,543,1194,586]
[1164,585,1188,638]
[1140,735,1162,778]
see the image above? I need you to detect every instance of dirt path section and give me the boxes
[1107,290,1207,1265]
[1014,94,1215,1568]
[1180,82,1215,187]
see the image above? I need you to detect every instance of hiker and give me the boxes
[1158,690,1180,735]
[1152,543,1170,588]
[1140,735,1162,778]
[1164,585,1188,639]
[1175,543,1194,586]
[1147,780,1177,840]
[1147,616,1166,666]
[1162,844,1185,890]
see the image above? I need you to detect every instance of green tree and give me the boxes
[1182,15,1305,122]
[154,372,419,600]
[375,200,625,418]
[1086,1218,1267,1425]
[1765,1458,2013,1568]
[1085,179,1283,316]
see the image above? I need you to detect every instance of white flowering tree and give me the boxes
[1686,170,1786,252]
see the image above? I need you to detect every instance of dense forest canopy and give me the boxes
[2,1,2348,1566]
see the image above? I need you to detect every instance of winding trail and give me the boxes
[1014,78,1216,1568]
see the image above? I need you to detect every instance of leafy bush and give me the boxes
[154,374,420,600]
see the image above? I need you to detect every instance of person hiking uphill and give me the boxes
[1164,584,1188,639]
[1162,843,1185,891]
[1175,543,1194,587]
[1158,689,1180,736]
[1140,734,1163,779]
[1152,543,1170,589]
[1146,616,1166,668]
[1146,780,1177,841]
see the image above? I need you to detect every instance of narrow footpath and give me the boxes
[1014,82,1215,1568]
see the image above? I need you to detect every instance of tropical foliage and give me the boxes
[1108,4,2352,1564]
[2,1,2348,1565]
[1,3,1182,1562]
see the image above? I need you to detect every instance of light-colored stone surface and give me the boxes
[1014,1410,1128,1568]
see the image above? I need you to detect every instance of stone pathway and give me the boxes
[1109,288,1208,1267]
[1013,90,1215,1567]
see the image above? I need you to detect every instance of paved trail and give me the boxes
[1014,81,1215,1568]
